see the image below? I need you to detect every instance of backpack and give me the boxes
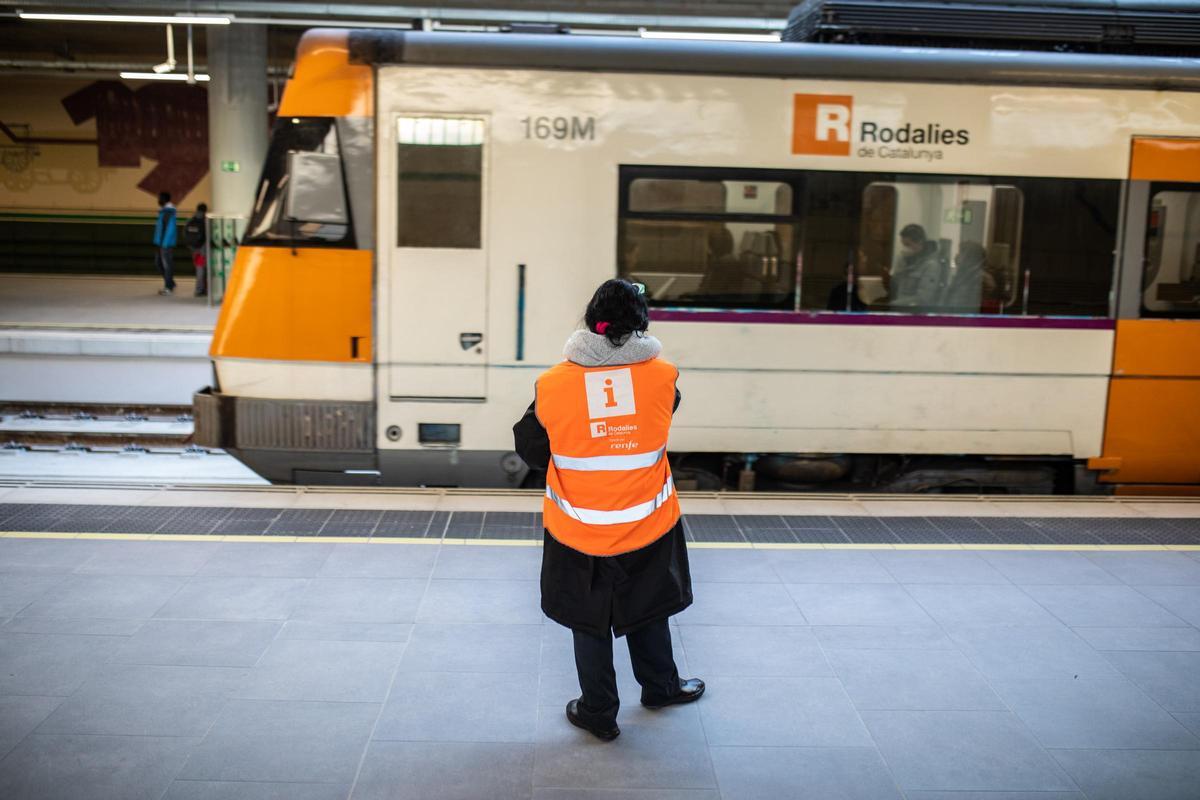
[184,215,206,249]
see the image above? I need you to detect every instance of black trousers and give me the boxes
[572,617,680,727]
[155,247,175,290]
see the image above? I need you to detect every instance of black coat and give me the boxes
[512,390,692,638]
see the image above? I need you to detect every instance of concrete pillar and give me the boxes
[206,24,268,218]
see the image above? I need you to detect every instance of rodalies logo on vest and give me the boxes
[584,368,635,438]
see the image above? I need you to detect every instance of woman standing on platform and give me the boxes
[513,278,704,742]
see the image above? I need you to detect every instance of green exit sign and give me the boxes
[220,160,240,173]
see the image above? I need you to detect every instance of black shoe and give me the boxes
[642,678,705,709]
[566,699,620,741]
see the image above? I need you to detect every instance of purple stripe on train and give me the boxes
[649,309,1114,330]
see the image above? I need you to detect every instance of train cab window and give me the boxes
[855,181,1023,315]
[618,168,801,310]
[396,117,484,249]
[1143,190,1200,317]
[244,117,353,247]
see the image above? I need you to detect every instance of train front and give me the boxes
[193,29,379,484]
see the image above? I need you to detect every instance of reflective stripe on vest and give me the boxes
[551,446,665,472]
[546,475,675,526]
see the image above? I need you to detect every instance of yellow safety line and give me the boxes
[2,530,1197,552]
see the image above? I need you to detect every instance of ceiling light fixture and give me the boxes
[19,12,232,25]
[119,71,210,82]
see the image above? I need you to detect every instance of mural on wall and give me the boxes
[62,80,209,201]
[0,77,211,212]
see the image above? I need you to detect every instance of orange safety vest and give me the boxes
[535,356,681,556]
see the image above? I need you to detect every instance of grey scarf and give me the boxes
[562,330,662,368]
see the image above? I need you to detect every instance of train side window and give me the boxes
[619,168,800,310]
[1143,190,1200,317]
[244,117,353,248]
[855,181,1023,315]
[396,117,484,249]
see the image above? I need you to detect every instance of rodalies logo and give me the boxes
[791,93,971,162]
[791,94,853,156]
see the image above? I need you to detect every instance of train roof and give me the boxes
[344,29,1200,93]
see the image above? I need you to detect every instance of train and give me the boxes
[193,26,1200,495]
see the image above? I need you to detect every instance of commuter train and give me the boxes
[194,28,1200,494]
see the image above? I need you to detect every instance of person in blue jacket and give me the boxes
[153,191,178,296]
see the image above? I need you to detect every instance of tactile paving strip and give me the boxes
[0,503,1198,545]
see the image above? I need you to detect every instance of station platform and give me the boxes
[1,484,1199,800]
[0,275,216,405]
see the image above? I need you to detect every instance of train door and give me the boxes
[1089,137,1200,492]
[386,115,489,400]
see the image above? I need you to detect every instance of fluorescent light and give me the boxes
[120,72,210,82]
[19,12,231,25]
[639,29,780,42]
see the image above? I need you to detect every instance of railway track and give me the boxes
[0,403,210,453]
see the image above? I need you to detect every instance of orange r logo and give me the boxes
[792,94,853,156]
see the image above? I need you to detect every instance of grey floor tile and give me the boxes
[767,550,895,583]
[873,550,1009,584]
[699,676,873,747]
[36,662,248,737]
[178,699,378,783]
[375,671,538,742]
[685,549,779,583]
[862,709,1074,792]
[679,624,832,677]
[399,623,541,673]
[992,676,1199,750]
[17,574,185,619]
[786,583,935,626]
[278,620,412,643]
[708,745,902,800]
[0,574,64,616]
[0,631,128,695]
[0,732,197,800]
[236,638,403,703]
[533,790,719,800]
[1084,551,1200,585]
[354,740,533,800]
[1,616,144,635]
[432,545,541,580]
[0,695,64,759]
[812,624,956,650]
[1104,651,1200,712]
[947,624,1121,679]
[980,551,1121,585]
[154,576,309,621]
[163,781,350,800]
[317,543,439,578]
[291,577,425,624]
[417,579,543,624]
[1175,712,1200,738]
[112,619,281,666]
[1051,748,1200,800]
[196,542,335,577]
[73,541,216,576]
[1074,625,1200,651]
[906,584,1060,626]
[1023,584,1187,627]
[1134,585,1200,628]
[828,648,1004,710]
[534,705,713,790]
[905,793,1083,800]
[675,582,805,626]
[537,668,643,710]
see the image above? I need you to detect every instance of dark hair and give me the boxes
[197,202,208,214]
[899,223,926,244]
[584,279,649,346]
[158,191,171,205]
